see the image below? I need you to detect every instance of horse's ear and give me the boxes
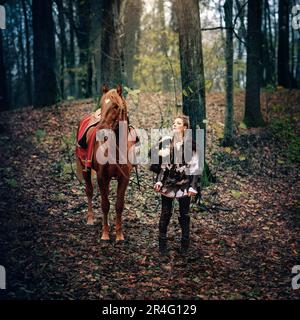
[116,84,123,96]
[102,84,109,94]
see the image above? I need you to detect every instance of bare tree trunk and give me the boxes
[75,0,92,98]
[218,0,226,43]
[223,0,234,146]
[297,26,300,87]
[56,0,66,100]
[244,0,265,127]
[236,0,247,88]
[32,0,58,107]
[18,9,26,105]
[21,0,32,106]
[278,0,291,87]
[123,0,142,88]
[90,0,103,95]
[261,0,274,87]
[0,29,8,111]
[158,0,170,92]
[101,0,123,88]
[66,0,76,98]
[266,0,276,86]
[174,0,206,141]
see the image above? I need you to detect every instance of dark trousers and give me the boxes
[159,195,191,241]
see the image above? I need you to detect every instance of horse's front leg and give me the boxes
[83,169,95,225]
[115,176,129,241]
[99,177,110,241]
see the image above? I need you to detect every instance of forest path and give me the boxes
[0,90,299,299]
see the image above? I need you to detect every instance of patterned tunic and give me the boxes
[152,136,201,198]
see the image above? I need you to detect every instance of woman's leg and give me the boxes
[158,195,173,255]
[178,196,191,253]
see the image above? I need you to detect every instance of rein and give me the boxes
[95,91,140,188]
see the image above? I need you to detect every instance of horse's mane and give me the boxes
[100,89,127,111]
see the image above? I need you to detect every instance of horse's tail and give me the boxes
[76,156,97,186]
[76,156,84,183]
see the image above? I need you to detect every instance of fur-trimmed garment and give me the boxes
[153,136,202,198]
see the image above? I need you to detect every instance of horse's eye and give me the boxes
[113,105,118,109]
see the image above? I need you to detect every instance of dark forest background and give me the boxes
[0,0,299,107]
[0,0,300,300]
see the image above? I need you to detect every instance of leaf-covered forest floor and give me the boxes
[0,89,299,300]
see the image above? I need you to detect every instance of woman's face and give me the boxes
[172,118,186,134]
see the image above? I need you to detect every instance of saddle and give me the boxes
[76,109,101,170]
[77,108,101,148]
[76,108,138,171]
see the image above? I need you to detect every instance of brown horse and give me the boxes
[77,84,136,241]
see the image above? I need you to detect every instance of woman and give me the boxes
[153,115,201,255]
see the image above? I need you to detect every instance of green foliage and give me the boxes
[124,87,141,104]
[133,9,180,92]
[262,84,276,93]
[202,35,226,92]
[35,129,46,141]
[239,122,247,129]
[5,178,18,189]
[269,118,300,163]
[230,189,241,199]
[59,132,76,153]
[201,162,216,188]
[52,133,77,179]
[92,94,101,111]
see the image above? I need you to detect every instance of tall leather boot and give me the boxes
[158,196,173,256]
[178,215,190,254]
[159,236,168,256]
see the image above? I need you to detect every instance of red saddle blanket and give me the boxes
[76,109,137,170]
[76,110,101,170]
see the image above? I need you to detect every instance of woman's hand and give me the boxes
[188,187,197,197]
[154,182,162,192]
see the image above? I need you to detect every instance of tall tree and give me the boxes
[158,0,170,92]
[75,0,92,98]
[32,0,58,107]
[223,0,234,146]
[56,0,67,100]
[21,0,32,106]
[123,0,142,88]
[244,0,265,127]
[277,0,292,88]
[297,17,300,87]
[261,0,276,87]
[173,0,206,141]
[0,28,8,111]
[66,0,76,98]
[235,0,247,88]
[101,0,123,87]
[90,0,103,95]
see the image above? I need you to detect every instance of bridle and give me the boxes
[97,93,133,180]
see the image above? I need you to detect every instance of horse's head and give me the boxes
[99,84,127,130]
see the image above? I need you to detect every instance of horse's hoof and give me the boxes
[101,234,110,241]
[116,234,125,242]
[87,218,95,225]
